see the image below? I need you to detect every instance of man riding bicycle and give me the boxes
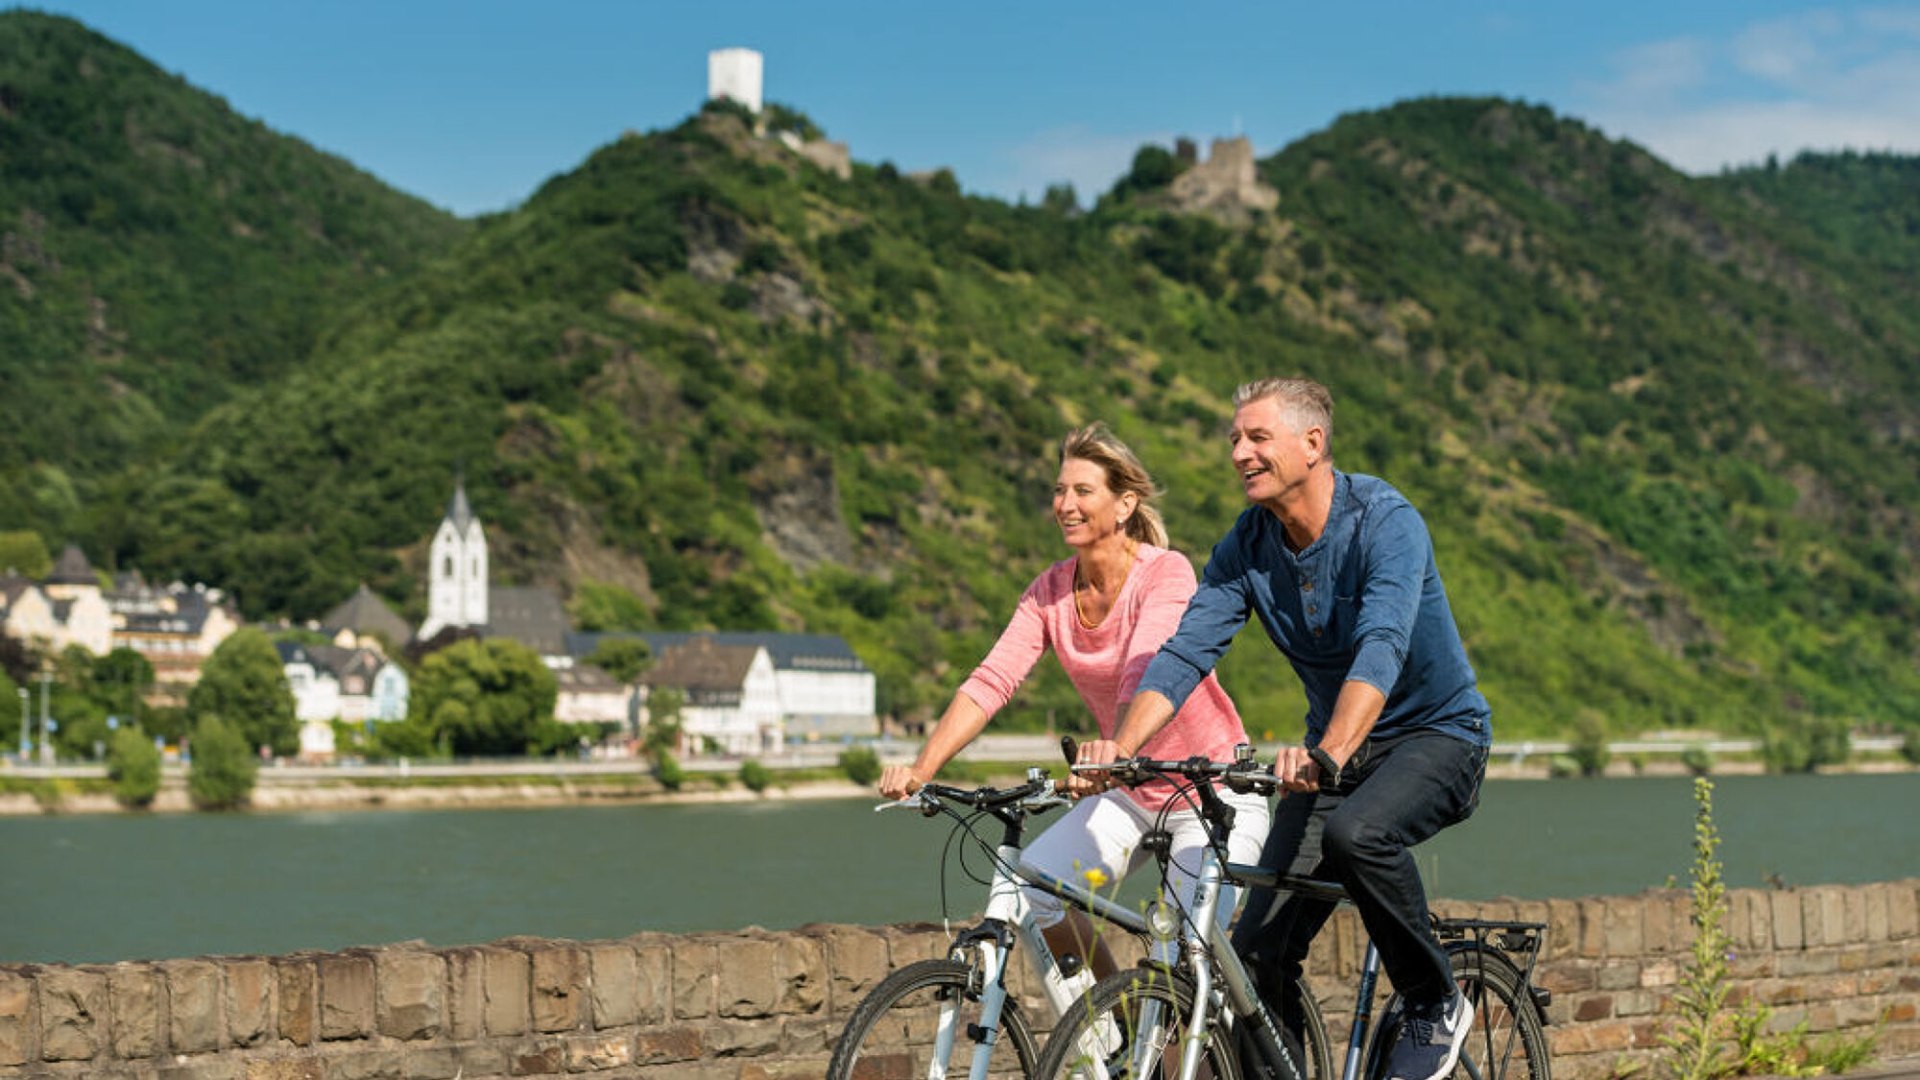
[1074,377,1492,1080]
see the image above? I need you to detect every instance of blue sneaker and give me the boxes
[1384,991,1472,1080]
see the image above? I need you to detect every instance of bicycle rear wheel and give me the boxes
[828,957,1040,1080]
[1035,964,1241,1080]
[1367,945,1550,1080]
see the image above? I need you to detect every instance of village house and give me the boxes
[553,663,632,729]
[274,640,411,760]
[0,546,114,657]
[107,574,241,700]
[638,637,782,756]
[569,630,878,742]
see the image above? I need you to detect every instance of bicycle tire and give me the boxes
[827,957,1041,1080]
[1364,944,1550,1080]
[1033,964,1242,1080]
[1296,979,1335,1080]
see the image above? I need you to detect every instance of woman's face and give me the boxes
[1052,457,1136,551]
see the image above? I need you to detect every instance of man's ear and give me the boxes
[1304,425,1328,466]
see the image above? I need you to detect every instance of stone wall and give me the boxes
[1,880,1914,1079]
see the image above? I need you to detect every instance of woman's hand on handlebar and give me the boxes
[1067,738,1122,797]
[878,765,926,800]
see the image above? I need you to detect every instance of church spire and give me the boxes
[447,476,475,532]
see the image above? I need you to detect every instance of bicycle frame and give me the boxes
[894,778,1154,1080]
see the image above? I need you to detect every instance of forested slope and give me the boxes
[0,12,467,516]
[4,14,1915,740]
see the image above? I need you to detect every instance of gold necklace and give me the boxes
[1073,542,1137,630]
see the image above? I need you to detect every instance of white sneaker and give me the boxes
[1384,990,1473,1080]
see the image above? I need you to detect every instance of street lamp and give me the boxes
[38,672,51,766]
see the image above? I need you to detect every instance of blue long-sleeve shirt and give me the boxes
[1139,470,1491,748]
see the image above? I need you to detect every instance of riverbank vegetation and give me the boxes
[1661,778,1881,1079]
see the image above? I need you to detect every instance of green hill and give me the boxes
[4,18,1916,742]
[0,12,467,520]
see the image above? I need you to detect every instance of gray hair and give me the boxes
[1233,377,1334,449]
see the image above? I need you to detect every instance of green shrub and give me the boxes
[1762,717,1852,774]
[1662,778,1730,1080]
[1569,710,1611,777]
[1760,725,1812,773]
[1902,730,1920,766]
[1680,744,1714,776]
[837,745,882,786]
[1805,716,1851,769]
[106,726,161,808]
[739,759,772,793]
[653,750,684,792]
[1547,754,1580,779]
[187,715,257,810]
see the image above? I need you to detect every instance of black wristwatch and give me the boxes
[1307,746,1342,792]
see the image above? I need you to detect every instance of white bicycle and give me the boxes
[826,765,1158,1080]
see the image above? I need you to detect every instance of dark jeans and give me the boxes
[1232,730,1487,1040]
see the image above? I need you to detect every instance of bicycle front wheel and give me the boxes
[1367,945,1550,1080]
[828,957,1040,1080]
[1035,965,1241,1080]
[1297,979,1334,1080]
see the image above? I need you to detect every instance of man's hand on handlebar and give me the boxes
[1272,744,1322,795]
[1067,738,1123,797]
[877,765,926,801]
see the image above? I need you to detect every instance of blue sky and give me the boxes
[20,1,1920,217]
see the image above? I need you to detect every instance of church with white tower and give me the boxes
[418,479,488,642]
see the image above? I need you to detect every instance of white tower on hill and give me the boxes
[708,47,763,114]
[420,479,488,641]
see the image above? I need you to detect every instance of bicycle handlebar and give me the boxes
[875,774,1069,817]
[1069,754,1281,796]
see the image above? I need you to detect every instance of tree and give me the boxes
[0,531,52,579]
[189,629,297,756]
[654,749,685,791]
[107,726,162,808]
[187,715,257,810]
[1115,144,1178,197]
[739,759,772,793]
[1569,710,1611,777]
[642,687,685,760]
[838,745,882,786]
[408,637,558,756]
[92,647,154,726]
[0,634,38,687]
[585,637,653,684]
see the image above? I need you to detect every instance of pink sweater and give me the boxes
[958,545,1251,811]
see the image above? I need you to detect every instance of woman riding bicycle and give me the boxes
[879,422,1270,979]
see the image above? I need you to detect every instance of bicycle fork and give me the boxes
[940,843,1098,1080]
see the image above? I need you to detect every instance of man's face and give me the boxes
[1229,396,1320,506]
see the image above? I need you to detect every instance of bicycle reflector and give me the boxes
[1148,901,1181,941]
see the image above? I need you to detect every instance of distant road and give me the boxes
[4,733,1905,783]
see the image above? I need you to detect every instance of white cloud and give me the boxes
[1597,37,1711,103]
[987,125,1181,206]
[1576,4,1920,173]
[1731,11,1845,83]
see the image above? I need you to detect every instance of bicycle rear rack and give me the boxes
[1434,917,1552,1019]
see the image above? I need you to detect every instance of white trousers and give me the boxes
[1021,786,1271,937]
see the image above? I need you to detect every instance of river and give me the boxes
[2,773,1913,965]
